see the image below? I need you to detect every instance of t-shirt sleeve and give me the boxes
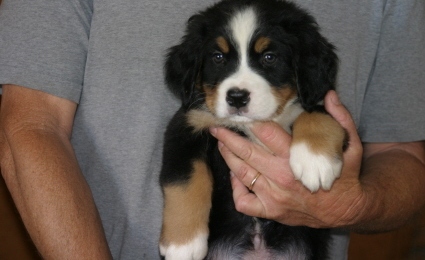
[0,0,93,103]
[358,0,425,142]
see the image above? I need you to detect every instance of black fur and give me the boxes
[161,0,338,259]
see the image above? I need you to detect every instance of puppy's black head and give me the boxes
[165,0,338,120]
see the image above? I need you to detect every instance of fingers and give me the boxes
[216,139,267,190]
[250,121,292,157]
[212,135,267,217]
[248,172,262,191]
[230,171,265,217]
[209,124,294,194]
[324,90,362,149]
[210,127,275,176]
[211,127,293,220]
[324,90,363,173]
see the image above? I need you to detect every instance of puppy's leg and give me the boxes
[160,160,213,260]
[289,111,346,192]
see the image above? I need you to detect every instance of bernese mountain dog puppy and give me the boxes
[159,0,346,259]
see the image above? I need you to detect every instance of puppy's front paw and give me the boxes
[289,142,342,192]
[159,232,208,260]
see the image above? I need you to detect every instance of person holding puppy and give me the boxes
[1,0,424,259]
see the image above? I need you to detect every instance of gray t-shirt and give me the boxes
[0,0,424,259]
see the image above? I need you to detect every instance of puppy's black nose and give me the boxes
[226,88,250,109]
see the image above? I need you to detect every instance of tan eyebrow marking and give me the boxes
[254,36,271,53]
[216,36,230,53]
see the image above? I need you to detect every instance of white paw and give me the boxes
[289,142,342,192]
[159,232,208,260]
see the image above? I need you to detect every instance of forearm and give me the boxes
[1,129,112,259]
[350,147,425,233]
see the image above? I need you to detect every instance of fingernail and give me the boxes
[230,171,235,177]
[209,127,217,136]
[218,141,224,149]
[331,92,341,105]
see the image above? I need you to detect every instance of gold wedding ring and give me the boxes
[249,172,262,191]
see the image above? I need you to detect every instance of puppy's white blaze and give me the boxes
[159,232,209,260]
[215,8,279,121]
[229,7,257,67]
[289,142,342,192]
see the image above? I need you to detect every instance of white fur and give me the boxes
[160,232,209,260]
[273,97,304,134]
[215,67,277,122]
[289,142,342,192]
[230,7,257,68]
[214,8,279,122]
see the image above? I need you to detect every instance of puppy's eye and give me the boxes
[262,52,277,65]
[212,51,224,64]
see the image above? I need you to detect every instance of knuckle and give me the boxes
[275,171,294,188]
[235,164,251,182]
[234,198,248,213]
[238,144,254,161]
[258,124,277,143]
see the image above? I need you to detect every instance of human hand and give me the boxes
[209,90,365,228]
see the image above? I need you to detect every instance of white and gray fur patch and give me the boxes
[206,238,309,260]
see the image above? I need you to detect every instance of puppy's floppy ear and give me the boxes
[165,14,206,109]
[280,8,338,112]
[294,26,338,112]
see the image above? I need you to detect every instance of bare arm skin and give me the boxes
[355,141,425,232]
[210,90,425,232]
[0,85,112,259]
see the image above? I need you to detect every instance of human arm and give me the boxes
[0,85,112,259]
[355,140,425,232]
[209,90,425,232]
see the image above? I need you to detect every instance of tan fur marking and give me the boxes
[160,160,213,246]
[272,85,297,116]
[292,112,345,158]
[186,109,218,132]
[185,109,252,134]
[216,36,229,53]
[204,85,218,114]
[254,37,271,53]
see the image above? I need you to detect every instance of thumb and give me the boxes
[324,90,363,173]
[324,90,359,144]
